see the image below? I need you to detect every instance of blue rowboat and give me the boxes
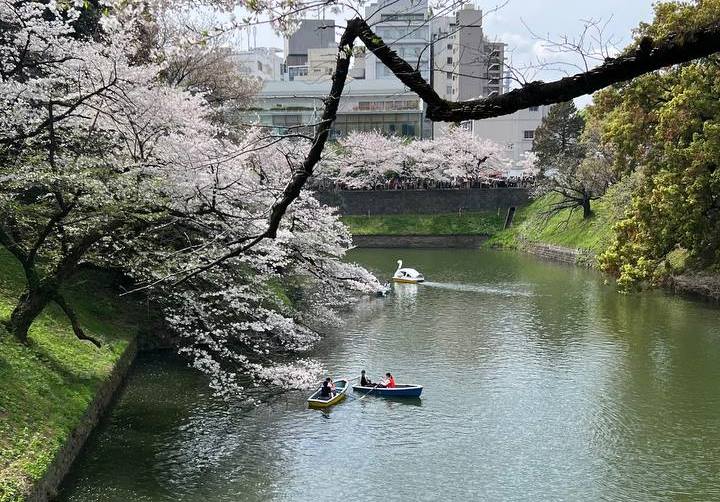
[352,384,423,398]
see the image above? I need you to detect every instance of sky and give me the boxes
[249,0,656,58]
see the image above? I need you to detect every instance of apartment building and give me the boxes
[431,4,505,102]
[232,47,283,81]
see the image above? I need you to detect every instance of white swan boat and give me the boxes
[392,259,425,284]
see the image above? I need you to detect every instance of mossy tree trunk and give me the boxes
[7,286,53,344]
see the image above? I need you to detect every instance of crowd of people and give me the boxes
[311,175,536,192]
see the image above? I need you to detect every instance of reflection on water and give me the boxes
[59,249,720,502]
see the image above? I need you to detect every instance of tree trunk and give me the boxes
[582,195,592,219]
[7,287,53,344]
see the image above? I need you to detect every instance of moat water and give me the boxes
[59,249,720,501]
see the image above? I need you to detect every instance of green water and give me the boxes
[58,249,720,501]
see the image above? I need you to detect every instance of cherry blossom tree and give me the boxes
[316,131,405,189]
[316,128,511,190]
[0,1,381,399]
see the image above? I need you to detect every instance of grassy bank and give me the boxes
[487,194,616,257]
[343,211,504,236]
[0,250,141,501]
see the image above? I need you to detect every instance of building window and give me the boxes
[446,71,452,78]
[529,106,539,111]
[446,85,452,95]
[447,57,453,64]
[447,43,453,50]
[523,130,534,140]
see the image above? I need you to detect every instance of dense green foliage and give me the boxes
[342,212,504,236]
[0,249,140,501]
[596,1,720,288]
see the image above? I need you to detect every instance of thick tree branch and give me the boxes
[53,293,101,347]
[265,19,359,239]
[357,18,720,121]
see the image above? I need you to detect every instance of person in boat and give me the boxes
[360,370,373,387]
[377,372,396,388]
[319,378,334,399]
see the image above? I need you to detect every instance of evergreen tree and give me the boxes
[532,101,585,175]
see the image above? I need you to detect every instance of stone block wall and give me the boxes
[315,188,530,215]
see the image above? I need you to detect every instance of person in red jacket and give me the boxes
[378,372,396,388]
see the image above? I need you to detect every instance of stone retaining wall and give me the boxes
[521,242,596,267]
[26,338,137,502]
[666,273,720,302]
[316,188,529,215]
[352,234,489,248]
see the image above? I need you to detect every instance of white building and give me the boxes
[363,0,431,81]
[244,79,425,138]
[232,47,283,81]
[471,106,548,163]
[306,48,337,80]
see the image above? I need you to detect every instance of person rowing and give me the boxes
[360,370,373,387]
[377,372,396,388]
[319,377,335,399]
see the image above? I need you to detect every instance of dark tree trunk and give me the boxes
[7,287,53,344]
[582,195,592,219]
[6,286,101,347]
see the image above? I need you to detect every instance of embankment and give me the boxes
[317,188,529,215]
[0,250,142,502]
[343,212,503,249]
[490,195,720,302]
[520,242,596,267]
[352,234,489,248]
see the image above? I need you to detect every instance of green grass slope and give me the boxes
[0,250,141,501]
[487,193,615,255]
[342,211,505,236]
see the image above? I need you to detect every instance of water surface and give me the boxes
[59,249,720,501]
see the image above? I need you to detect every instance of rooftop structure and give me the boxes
[284,19,336,67]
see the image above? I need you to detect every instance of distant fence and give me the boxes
[315,188,530,215]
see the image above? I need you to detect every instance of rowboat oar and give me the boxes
[358,385,377,401]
